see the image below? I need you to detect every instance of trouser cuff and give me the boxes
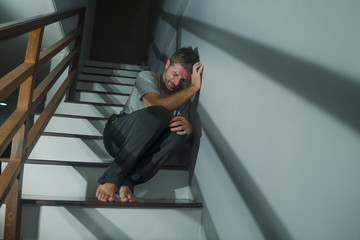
[121,178,135,193]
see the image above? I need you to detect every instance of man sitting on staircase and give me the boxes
[96,47,204,202]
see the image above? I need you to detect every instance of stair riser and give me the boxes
[35,115,106,135]
[77,92,129,105]
[79,73,135,85]
[1,163,192,199]
[55,101,122,118]
[29,135,111,162]
[21,206,201,240]
[82,66,139,78]
[77,81,133,94]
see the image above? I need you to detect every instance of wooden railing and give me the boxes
[0,7,85,239]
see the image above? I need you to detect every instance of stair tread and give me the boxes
[22,195,203,208]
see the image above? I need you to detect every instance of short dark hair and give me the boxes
[169,47,199,73]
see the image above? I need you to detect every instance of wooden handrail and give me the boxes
[38,28,81,66]
[0,63,34,103]
[32,49,79,111]
[0,8,84,42]
[0,109,28,157]
[27,70,78,155]
[0,7,86,240]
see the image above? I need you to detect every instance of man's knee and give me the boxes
[145,106,172,125]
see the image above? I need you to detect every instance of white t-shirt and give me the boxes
[121,71,189,117]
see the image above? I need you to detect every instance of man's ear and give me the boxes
[165,59,171,69]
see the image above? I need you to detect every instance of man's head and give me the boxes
[163,47,199,92]
[169,47,199,73]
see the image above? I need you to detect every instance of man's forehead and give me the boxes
[171,63,191,79]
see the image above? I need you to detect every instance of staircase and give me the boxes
[1,61,203,239]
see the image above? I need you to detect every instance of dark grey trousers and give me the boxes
[97,106,187,192]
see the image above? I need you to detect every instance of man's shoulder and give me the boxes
[138,70,160,76]
[137,71,161,82]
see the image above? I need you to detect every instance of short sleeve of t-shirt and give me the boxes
[135,71,161,99]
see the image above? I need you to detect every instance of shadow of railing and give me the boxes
[65,206,131,239]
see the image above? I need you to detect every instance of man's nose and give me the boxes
[173,77,182,86]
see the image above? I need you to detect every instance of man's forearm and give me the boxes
[143,85,198,111]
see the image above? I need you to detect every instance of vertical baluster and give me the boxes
[68,9,86,101]
[4,27,44,240]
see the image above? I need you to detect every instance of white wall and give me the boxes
[0,0,96,76]
[148,1,360,239]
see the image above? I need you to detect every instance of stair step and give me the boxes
[20,200,201,240]
[29,134,110,162]
[29,133,181,165]
[54,100,122,118]
[76,90,129,105]
[81,66,139,78]
[34,114,107,136]
[77,80,134,94]
[78,73,135,85]
[86,60,149,71]
[1,160,192,199]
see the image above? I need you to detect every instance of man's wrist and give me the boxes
[188,84,200,93]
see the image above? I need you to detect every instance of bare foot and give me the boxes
[96,183,117,202]
[119,185,138,203]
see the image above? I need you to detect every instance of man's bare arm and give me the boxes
[143,62,204,111]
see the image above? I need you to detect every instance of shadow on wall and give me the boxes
[148,0,190,72]
[161,11,360,134]
[198,103,294,240]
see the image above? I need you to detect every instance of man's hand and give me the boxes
[191,62,204,91]
[169,116,193,136]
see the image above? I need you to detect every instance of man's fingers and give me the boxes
[171,127,188,135]
[169,116,192,136]
[169,119,186,127]
[170,125,185,132]
[193,62,204,73]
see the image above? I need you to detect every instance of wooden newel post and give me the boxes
[4,27,44,240]
[68,8,86,101]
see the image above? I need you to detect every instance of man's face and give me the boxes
[162,59,191,92]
